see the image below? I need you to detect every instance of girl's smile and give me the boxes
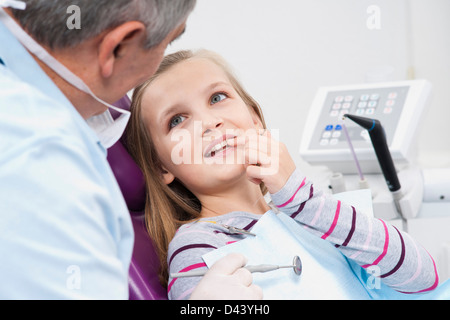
[203,133,237,159]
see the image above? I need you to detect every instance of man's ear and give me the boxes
[97,21,146,78]
[161,167,175,185]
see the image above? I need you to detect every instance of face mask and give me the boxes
[0,4,131,149]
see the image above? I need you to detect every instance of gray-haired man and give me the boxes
[0,0,262,300]
[0,0,192,299]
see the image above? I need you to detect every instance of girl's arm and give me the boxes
[270,168,439,294]
[232,130,438,293]
[167,228,215,300]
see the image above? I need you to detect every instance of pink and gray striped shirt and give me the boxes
[167,168,439,300]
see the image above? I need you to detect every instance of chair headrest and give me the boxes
[107,96,146,213]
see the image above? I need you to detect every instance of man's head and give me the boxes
[11,0,195,50]
[9,0,196,118]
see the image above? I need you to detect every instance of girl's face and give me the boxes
[141,58,263,196]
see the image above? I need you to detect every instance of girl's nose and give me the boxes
[202,115,224,137]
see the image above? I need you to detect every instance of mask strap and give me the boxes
[0,8,127,115]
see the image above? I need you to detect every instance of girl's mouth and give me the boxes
[204,134,236,158]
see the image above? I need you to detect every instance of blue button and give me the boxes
[325,125,333,131]
[335,125,342,130]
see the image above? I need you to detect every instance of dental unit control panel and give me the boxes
[300,80,432,173]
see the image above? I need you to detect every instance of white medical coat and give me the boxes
[0,20,134,299]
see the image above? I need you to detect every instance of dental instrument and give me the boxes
[196,220,257,237]
[343,114,405,222]
[171,255,302,278]
[221,224,257,237]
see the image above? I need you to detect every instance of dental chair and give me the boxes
[108,96,167,300]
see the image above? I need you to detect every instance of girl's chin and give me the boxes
[190,166,248,187]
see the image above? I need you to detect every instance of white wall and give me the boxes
[410,0,450,167]
[167,0,450,170]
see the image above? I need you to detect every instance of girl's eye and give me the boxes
[169,114,186,129]
[210,93,227,104]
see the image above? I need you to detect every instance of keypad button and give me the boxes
[386,100,395,107]
[360,94,370,101]
[344,95,354,102]
[388,92,398,99]
[332,131,341,138]
[366,108,375,115]
[342,102,351,109]
[383,107,393,114]
[330,138,339,145]
[368,100,377,108]
[329,110,339,117]
[322,131,332,138]
[358,101,367,108]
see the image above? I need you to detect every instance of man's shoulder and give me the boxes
[0,69,77,133]
[0,68,98,164]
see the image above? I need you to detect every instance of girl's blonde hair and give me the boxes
[126,49,267,287]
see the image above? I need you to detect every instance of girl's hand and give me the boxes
[228,129,296,194]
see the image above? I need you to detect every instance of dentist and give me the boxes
[0,0,260,299]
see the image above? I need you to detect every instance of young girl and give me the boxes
[126,49,438,300]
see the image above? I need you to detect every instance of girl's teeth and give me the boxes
[213,141,227,152]
[208,140,229,157]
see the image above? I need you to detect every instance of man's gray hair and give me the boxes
[11,0,196,49]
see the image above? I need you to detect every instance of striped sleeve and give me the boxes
[167,216,258,300]
[270,168,439,294]
[167,229,218,300]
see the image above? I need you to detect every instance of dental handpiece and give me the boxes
[343,114,404,219]
[171,256,302,278]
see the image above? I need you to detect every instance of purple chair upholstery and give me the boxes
[108,96,167,300]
